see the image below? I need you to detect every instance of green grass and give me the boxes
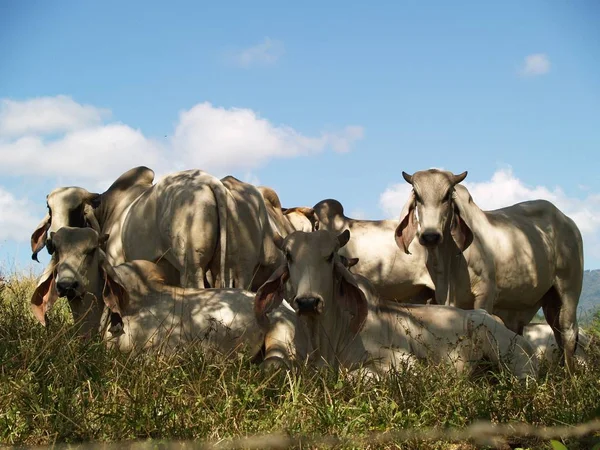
[1,272,599,449]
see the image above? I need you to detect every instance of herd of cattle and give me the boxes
[28,166,591,381]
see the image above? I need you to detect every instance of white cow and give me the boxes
[254,230,538,381]
[395,168,584,372]
[30,227,302,365]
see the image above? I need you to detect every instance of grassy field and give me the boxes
[1,272,599,450]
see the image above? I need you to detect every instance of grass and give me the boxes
[1,272,599,449]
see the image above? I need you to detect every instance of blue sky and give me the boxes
[0,0,599,273]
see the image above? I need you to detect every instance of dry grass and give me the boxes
[1,272,599,449]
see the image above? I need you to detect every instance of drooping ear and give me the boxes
[31,214,51,262]
[402,171,414,185]
[346,257,359,268]
[333,261,368,334]
[30,256,59,325]
[452,171,468,186]
[83,204,101,232]
[254,264,290,329]
[99,250,128,330]
[450,204,473,252]
[395,191,417,254]
[337,229,350,248]
[339,255,359,269]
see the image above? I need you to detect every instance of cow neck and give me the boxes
[303,278,366,371]
[427,212,470,306]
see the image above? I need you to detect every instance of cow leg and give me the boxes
[541,286,573,370]
[261,314,295,370]
[553,281,580,374]
[472,288,496,314]
[180,267,206,289]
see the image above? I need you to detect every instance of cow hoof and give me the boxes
[262,356,288,372]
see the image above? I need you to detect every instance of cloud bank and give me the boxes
[0,96,364,183]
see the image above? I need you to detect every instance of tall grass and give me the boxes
[1,272,599,449]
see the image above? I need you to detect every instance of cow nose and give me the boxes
[56,278,79,297]
[420,232,441,247]
[294,297,321,315]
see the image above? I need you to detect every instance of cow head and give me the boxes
[395,169,472,253]
[30,187,101,262]
[254,230,368,335]
[30,227,127,338]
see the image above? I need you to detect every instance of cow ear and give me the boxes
[99,251,128,333]
[31,214,51,262]
[254,264,289,329]
[333,261,368,334]
[450,205,473,251]
[346,257,359,268]
[395,192,416,254]
[30,256,59,325]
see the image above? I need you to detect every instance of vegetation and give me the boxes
[1,272,599,449]
[580,269,600,320]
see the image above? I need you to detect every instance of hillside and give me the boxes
[580,269,600,321]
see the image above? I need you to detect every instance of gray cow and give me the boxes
[395,168,584,372]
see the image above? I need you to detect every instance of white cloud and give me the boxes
[0,96,363,184]
[380,183,412,218]
[226,38,285,68]
[0,95,109,137]
[379,168,600,261]
[172,102,364,173]
[519,53,550,77]
[0,187,38,241]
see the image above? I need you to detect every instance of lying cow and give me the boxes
[30,227,302,365]
[254,229,538,380]
[523,323,591,367]
[395,169,584,372]
[31,167,231,289]
[313,199,434,304]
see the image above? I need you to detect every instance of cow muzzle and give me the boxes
[292,296,324,315]
[419,230,442,247]
[56,277,82,300]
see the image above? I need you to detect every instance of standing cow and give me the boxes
[394,168,584,372]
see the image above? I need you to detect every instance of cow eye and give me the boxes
[285,251,293,263]
[326,252,334,262]
[414,192,422,204]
